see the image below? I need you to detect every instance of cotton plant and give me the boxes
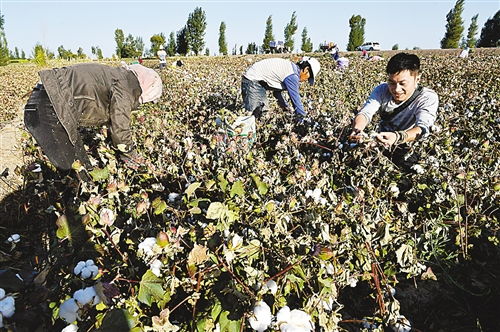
[305,188,327,205]
[0,288,15,328]
[248,301,273,332]
[6,234,20,244]
[59,286,102,324]
[275,306,315,332]
[74,259,99,279]
[61,324,79,332]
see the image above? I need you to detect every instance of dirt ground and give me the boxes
[0,108,26,200]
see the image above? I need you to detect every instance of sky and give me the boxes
[1,0,499,58]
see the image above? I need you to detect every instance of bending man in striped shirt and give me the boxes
[241,56,320,123]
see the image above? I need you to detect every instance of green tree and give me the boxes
[150,33,166,56]
[121,34,143,58]
[205,48,210,56]
[239,45,243,55]
[246,42,257,54]
[0,12,9,66]
[477,10,500,47]
[300,27,313,52]
[176,26,189,55]
[218,21,228,55]
[166,32,176,56]
[284,11,298,52]
[91,46,103,59]
[186,7,207,55]
[262,15,274,52]
[441,0,465,49]
[114,28,125,58]
[465,14,479,48]
[32,43,47,66]
[77,47,86,59]
[392,44,399,50]
[57,45,74,60]
[21,50,25,59]
[347,15,366,51]
[14,46,19,59]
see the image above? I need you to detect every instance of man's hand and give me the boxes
[375,132,398,148]
[348,128,365,142]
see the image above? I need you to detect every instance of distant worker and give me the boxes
[24,63,162,174]
[459,47,470,58]
[348,52,439,168]
[336,57,349,70]
[157,45,167,69]
[241,56,320,123]
[330,45,339,61]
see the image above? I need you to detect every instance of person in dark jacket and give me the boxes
[24,63,162,173]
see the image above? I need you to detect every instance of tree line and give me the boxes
[0,3,499,65]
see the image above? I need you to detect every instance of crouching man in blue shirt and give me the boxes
[349,52,439,169]
[241,56,320,123]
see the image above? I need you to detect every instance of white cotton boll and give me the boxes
[276,306,291,325]
[59,298,79,323]
[389,183,400,198]
[73,261,86,276]
[0,288,5,299]
[150,259,163,277]
[231,234,243,249]
[348,277,358,288]
[138,237,156,256]
[7,234,20,243]
[288,309,314,330]
[74,260,98,279]
[248,301,272,332]
[264,280,278,295]
[73,287,97,307]
[305,190,313,198]
[280,323,306,332]
[325,263,335,275]
[0,296,15,318]
[411,164,425,174]
[87,265,99,278]
[391,315,411,332]
[168,193,180,202]
[61,324,79,332]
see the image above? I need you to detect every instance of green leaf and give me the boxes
[218,310,241,332]
[56,214,70,240]
[206,202,226,220]
[89,167,110,182]
[230,181,245,198]
[251,174,268,196]
[138,270,165,306]
[152,197,168,215]
[218,172,228,192]
[185,182,201,198]
[95,309,135,332]
[211,300,222,321]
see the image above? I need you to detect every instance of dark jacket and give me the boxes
[39,63,142,151]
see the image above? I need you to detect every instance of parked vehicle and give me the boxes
[356,42,381,51]
[319,41,337,52]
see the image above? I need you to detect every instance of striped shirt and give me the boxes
[358,83,439,134]
[244,58,306,116]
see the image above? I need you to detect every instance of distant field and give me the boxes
[0,48,499,331]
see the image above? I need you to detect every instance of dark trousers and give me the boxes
[24,84,91,171]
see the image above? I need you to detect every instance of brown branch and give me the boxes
[217,254,255,297]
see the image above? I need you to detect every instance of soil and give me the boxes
[0,108,26,200]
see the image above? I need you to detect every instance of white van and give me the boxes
[357,42,381,51]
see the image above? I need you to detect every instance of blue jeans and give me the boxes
[241,76,268,118]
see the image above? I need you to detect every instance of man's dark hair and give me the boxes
[386,53,420,75]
